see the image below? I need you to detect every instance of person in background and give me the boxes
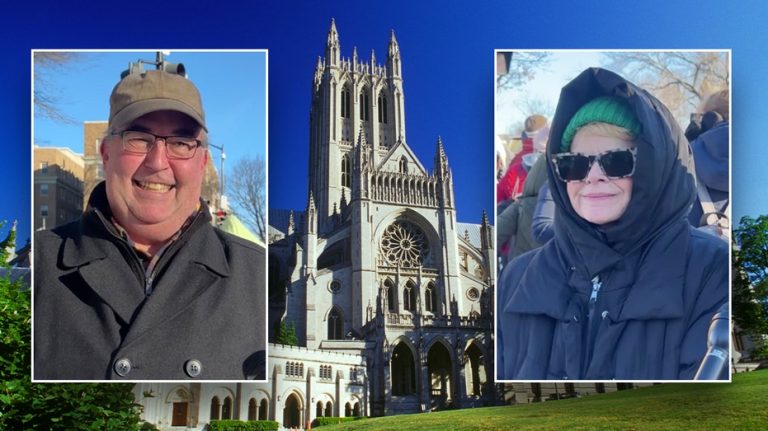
[687,89,729,235]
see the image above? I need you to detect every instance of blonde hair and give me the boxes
[700,89,729,120]
[573,122,635,144]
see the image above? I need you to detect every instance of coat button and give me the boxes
[185,359,203,378]
[114,358,132,377]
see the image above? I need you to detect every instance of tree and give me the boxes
[274,319,298,346]
[603,52,729,122]
[496,51,551,89]
[33,52,80,123]
[227,155,267,241]
[733,216,768,339]
[0,218,146,430]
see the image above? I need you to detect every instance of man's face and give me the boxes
[101,110,207,240]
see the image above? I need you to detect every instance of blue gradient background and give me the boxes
[2,1,766,246]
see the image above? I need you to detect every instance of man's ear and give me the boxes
[100,136,110,165]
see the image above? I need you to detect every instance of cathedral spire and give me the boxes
[387,29,402,78]
[370,49,376,68]
[287,210,295,236]
[480,209,492,251]
[434,136,450,177]
[325,18,340,67]
[306,191,317,234]
[352,46,358,66]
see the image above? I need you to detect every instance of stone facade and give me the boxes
[33,146,84,230]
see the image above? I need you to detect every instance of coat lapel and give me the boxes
[118,227,231,348]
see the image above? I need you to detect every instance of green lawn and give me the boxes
[322,370,768,431]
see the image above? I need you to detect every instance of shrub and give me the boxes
[313,416,363,427]
[207,419,279,431]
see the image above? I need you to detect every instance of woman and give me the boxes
[497,68,728,380]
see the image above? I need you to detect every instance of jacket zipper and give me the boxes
[589,276,602,312]
[583,275,603,376]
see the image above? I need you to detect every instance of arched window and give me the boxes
[248,398,257,420]
[399,156,408,174]
[222,396,233,420]
[345,402,352,417]
[425,283,436,313]
[328,307,343,340]
[378,92,388,123]
[385,279,396,312]
[353,402,361,417]
[325,401,333,417]
[316,401,324,418]
[341,86,351,119]
[259,399,268,420]
[403,282,416,311]
[360,91,370,121]
[341,154,351,188]
[210,397,220,420]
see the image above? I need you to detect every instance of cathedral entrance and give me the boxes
[427,342,453,409]
[391,343,417,395]
[283,393,303,429]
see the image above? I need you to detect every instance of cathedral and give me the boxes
[135,19,495,429]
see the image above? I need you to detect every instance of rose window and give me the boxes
[380,221,429,267]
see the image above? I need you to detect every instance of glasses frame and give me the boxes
[111,130,204,160]
[552,147,637,183]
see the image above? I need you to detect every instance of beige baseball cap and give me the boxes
[108,70,207,133]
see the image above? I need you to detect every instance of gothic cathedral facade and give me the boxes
[135,20,496,429]
[268,19,496,417]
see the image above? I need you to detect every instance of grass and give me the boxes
[321,370,768,430]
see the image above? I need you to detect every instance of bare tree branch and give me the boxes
[603,52,729,121]
[227,155,267,240]
[33,52,81,123]
[497,51,551,89]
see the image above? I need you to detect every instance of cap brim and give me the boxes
[109,98,207,132]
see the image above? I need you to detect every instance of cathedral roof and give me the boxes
[457,222,486,249]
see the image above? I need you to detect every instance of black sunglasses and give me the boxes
[552,147,637,183]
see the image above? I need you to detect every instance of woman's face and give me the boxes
[566,130,634,225]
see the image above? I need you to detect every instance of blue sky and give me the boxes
[2,0,767,250]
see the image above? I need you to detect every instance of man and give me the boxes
[34,67,266,380]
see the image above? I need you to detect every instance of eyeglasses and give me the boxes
[552,147,637,183]
[112,130,203,160]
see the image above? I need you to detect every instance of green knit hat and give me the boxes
[560,96,642,151]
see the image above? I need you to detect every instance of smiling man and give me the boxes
[34,68,266,380]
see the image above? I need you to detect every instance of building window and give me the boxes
[341,86,351,119]
[41,161,49,174]
[286,361,304,377]
[248,398,257,421]
[399,156,408,174]
[330,280,341,293]
[341,154,351,188]
[210,397,221,420]
[320,364,333,380]
[385,279,396,312]
[403,282,416,312]
[325,401,333,417]
[467,287,480,301]
[259,399,268,420]
[425,283,436,312]
[222,397,233,420]
[316,401,324,418]
[328,307,343,340]
[359,91,370,121]
[40,184,49,196]
[380,220,429,268]
[40,205,49,217]
[378,92,388,123]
